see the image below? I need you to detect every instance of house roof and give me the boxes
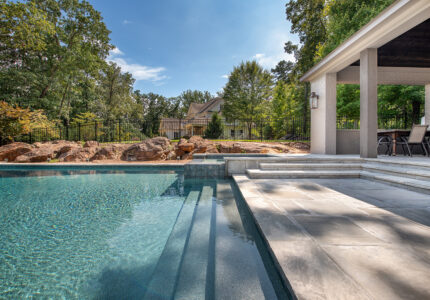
[196,97,223,114]
[186,97,223,118]
[301,0,430,82]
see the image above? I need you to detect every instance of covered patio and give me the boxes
[301,0,430,158]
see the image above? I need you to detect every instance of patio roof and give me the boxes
[301,0,430,83]
[300,0,430,158]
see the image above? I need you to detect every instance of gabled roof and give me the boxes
[186,97,224,118]
[196,97,223,114]
[301,0,430,82]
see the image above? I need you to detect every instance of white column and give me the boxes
[425,84,430,125]
[360,49,378,158]
[310,73,337,154]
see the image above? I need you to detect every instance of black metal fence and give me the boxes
[14,117,311,144]
[15,121,147,144]
[337,114,421,130]
[10,114,419,145]
[160,117,310,141]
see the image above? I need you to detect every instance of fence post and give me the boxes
[260,120,263,142]
[233,120,236,140]
[78,123,81,141]
[29,131,32,144]
[291,118,294,139]
[118,120,121,142]
[95,122,98,142]
[179,118,182,138]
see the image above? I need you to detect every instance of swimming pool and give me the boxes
[0,168,290,299]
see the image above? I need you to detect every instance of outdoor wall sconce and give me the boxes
[310,92,319,109]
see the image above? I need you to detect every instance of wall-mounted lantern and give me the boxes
[310,92,319,109]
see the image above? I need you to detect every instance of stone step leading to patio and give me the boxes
[362,163,430,181]
[260,163,362,170]
[255,157,363,164]
[246,169,361,179]
[360,171,430,194]
[174,185,215,300]
[143,188,201,300]
[258,162,430,182]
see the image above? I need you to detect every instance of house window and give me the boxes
[174,132,179,139]
[230,129,235,137]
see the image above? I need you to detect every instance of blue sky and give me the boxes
[90,0,297,97]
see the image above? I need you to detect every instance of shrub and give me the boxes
[204,113,223,139]
[0,101,56,143]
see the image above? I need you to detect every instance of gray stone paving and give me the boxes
[234,176,430,300]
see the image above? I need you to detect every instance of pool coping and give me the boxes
[232,175,299,299]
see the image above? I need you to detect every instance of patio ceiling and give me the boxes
[337,16,430,86]
[350,18,430,68]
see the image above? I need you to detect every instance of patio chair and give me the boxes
[396,124,429,156]
[377,135,393,155]
[424,136,430,155]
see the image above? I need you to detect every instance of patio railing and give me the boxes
[337,114,422,130]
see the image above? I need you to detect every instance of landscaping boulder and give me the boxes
[178,142,194,153]
[121,137,171,161]
[15,148,55,162]
[59,147,98,162]
[188,136,218,154]
[0,142,33,162]
[84,141,99,148]
[91,144,128,161]
[217,141,290,154]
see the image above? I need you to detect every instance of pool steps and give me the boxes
[241,158,430,194]
[174,185,214,300]
[143,189,201,300]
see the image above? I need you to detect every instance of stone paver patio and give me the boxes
[234,176,430,300]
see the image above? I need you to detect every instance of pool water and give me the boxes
[0,169,290,299]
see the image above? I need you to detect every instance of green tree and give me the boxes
[223,61,273,139]
[283,0,327,130]
[271,60,294,83]
[271,81,288,138]
[0,0,112,121]
[175,90,213,117]
[319,0,395,57]
[94,62,138,122]
[204,113,223,139]
[138,92,175,137]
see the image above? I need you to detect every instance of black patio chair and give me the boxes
[377,135,393,156]
[424,136,430,155]
[396,124,429,157]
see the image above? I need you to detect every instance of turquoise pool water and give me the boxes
[0,169,290,299]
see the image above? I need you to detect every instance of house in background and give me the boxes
[160,98,227,139]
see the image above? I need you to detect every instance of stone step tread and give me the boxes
[258,162,430,179]
[260,163,362,170]
[256,158,363,164]
[143,189,201,300]
[174,185,214,300]
[366,158,430,169]
[361,171,430,191]
[363,163,430,178]
[246,169,360,178]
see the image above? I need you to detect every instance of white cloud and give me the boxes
[252,30,296,70]
[107,48,167,82]
[221,74,229,79]
[110,47,124,56]
[122,19,132,25]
